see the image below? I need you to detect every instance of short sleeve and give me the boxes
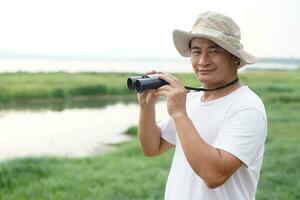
[157,116,177,145]
[212,108,267,167]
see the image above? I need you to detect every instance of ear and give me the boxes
[233,56,240,65]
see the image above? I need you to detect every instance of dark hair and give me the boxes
[188,40,192,50]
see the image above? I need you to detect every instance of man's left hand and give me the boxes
[155,74,187,119]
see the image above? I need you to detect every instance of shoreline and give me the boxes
[0,141,129,163]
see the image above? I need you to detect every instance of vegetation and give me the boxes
[0,72,138,103]
[1,71,300,105]
[0,140,173,200]
[0,70,300,199]
[124,126,138,137]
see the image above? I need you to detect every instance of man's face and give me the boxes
[190,38,238,86]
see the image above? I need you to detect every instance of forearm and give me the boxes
[173,114,224,186]
[138,106,162,156]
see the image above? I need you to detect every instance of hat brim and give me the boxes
[173,29,258,68]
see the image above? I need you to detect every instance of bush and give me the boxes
[124,126,138,136]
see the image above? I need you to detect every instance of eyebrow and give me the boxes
[191,44,222,50]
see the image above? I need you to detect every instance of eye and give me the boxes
[191,50,201,55]
[209,49,221,55]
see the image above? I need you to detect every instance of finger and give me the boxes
[158,74,178,87]
[165,73,181,85]
[155,90,172,97]
[150,69,163,74]
[137,89,152,96]
[145,70,156,75]
[156,84,173,92]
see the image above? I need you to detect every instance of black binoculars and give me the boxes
[127,74,239,94]
[127,74,168,93]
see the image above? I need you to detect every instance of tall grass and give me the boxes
[0,140,173,200]
[1,71,300,105]
[0,72,138,102]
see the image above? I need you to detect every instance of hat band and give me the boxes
[190,27,242,50]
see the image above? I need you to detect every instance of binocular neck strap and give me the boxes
[185,77,239,92]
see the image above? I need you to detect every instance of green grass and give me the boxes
[0,72,138,102]
[0,140,173,200]
[1,70,300,199]
[1,71,300,105]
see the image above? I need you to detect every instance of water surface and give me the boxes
[0,101,168,161]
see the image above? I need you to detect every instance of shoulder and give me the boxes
[229,86,266,120]
[235,86,265,110]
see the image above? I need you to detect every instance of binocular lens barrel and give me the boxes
[127,76,142,90]
[127,75,168,93]
[135,78,167,93]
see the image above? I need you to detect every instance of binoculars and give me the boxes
[127,74,168,93]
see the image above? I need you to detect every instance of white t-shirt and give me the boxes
[157,86,267,200]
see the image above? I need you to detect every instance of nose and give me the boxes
[198,52,210,67]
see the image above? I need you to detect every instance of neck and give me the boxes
[201,78,241,102]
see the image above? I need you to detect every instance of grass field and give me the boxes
[0,72,136,102]
[0,70,300,199]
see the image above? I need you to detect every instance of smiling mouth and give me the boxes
[197,69,216,72]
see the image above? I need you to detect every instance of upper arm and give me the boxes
[208,109,266,188]
[202,148,242,189]
[215,149,243,182]
[157,117,176,155]
[213,108,267,167]
[157,116,177,145]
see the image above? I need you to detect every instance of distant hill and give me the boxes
[259,58,300,64]
[0,50,300,65]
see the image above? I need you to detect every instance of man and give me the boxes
[137,11,267,200]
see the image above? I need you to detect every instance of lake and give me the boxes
[0,100,168,161]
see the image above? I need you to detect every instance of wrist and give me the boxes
[140,103,155,109]
[140,104,156,114]
[171,112,188,121]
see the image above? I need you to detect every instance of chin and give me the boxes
[196,73,213,83]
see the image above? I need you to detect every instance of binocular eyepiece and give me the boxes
[127,74,168,93]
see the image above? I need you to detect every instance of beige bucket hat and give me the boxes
[173,11,258,68]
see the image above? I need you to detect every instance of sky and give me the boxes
[0,0,299,60]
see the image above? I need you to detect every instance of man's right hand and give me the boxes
[137,70,161,107]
